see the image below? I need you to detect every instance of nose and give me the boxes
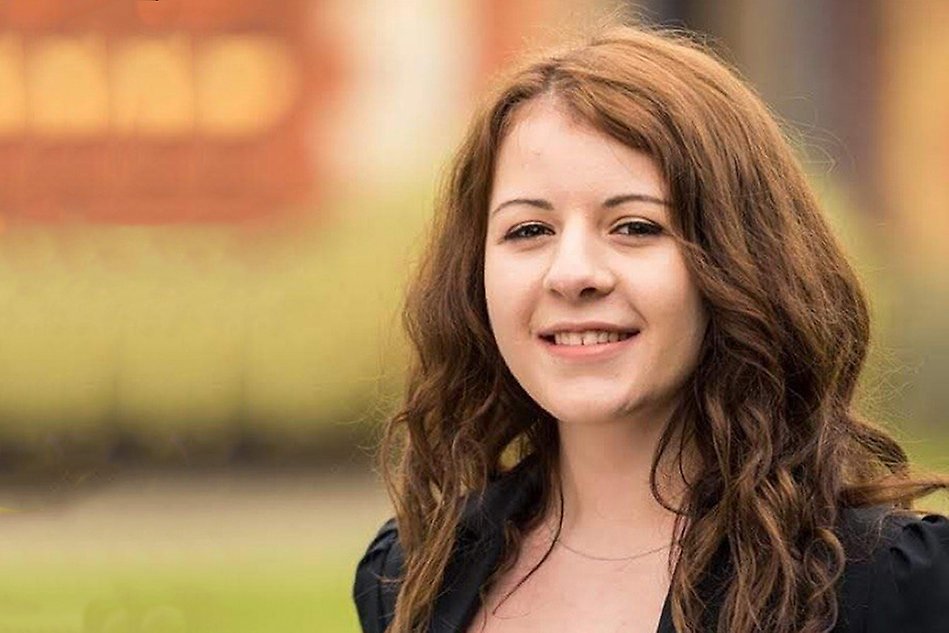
[541,225,616,301]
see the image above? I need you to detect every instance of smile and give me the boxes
[539,330,639,359]
[545,330,637,346]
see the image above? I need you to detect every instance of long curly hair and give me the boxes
[378,23,948,633]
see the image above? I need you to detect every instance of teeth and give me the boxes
[552,330,634,346]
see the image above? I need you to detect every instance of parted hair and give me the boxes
[378,22,949,633]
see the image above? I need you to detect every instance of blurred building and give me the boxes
[0,1,324,224]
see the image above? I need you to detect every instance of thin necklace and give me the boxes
[543,521,672,562]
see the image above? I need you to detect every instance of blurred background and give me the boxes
[0,0,946,631]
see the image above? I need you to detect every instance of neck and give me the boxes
[545,407,694,554]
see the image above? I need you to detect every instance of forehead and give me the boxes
[491,98,668,204]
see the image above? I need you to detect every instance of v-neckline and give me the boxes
[426,456,683,633]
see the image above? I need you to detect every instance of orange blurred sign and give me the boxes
[0,0,331,224]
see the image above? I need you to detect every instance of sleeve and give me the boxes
[866,513,949,633]
[353,517,402,633]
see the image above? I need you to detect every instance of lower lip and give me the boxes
[539,333,639,360]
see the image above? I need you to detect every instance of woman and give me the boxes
[353,24,949,633]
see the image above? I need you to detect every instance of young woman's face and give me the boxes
[484,98,708,428]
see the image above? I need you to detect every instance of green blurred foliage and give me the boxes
[0,184,432,460]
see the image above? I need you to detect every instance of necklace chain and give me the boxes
[543,521,671,562]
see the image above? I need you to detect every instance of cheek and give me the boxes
[668,276,708,357]
[641,254,707,345]
[675,261,708,336]
[484,252,535,342]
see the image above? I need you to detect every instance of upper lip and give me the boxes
[536,321,641,337]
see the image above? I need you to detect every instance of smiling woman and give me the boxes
[354,23,949,633]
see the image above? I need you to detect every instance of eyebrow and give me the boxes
[490,193,670,217]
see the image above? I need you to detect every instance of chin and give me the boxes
[534,385,669,428]
[537,397,634,427]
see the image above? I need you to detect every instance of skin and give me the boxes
[478,96,709,631]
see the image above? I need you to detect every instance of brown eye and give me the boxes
[503,223,553,241]
[613,220,662,237]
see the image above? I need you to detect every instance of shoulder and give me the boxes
[865,511,949,632]
[836,507,949,633]
[353,517,403,633]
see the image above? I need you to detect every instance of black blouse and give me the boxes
[353,458,949,632]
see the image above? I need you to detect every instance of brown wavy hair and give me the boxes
[378,23,949,633]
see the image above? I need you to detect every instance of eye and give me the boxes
[502,222,553,241]
[612,219,663,237]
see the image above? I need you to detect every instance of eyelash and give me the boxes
[502,220,663,241]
